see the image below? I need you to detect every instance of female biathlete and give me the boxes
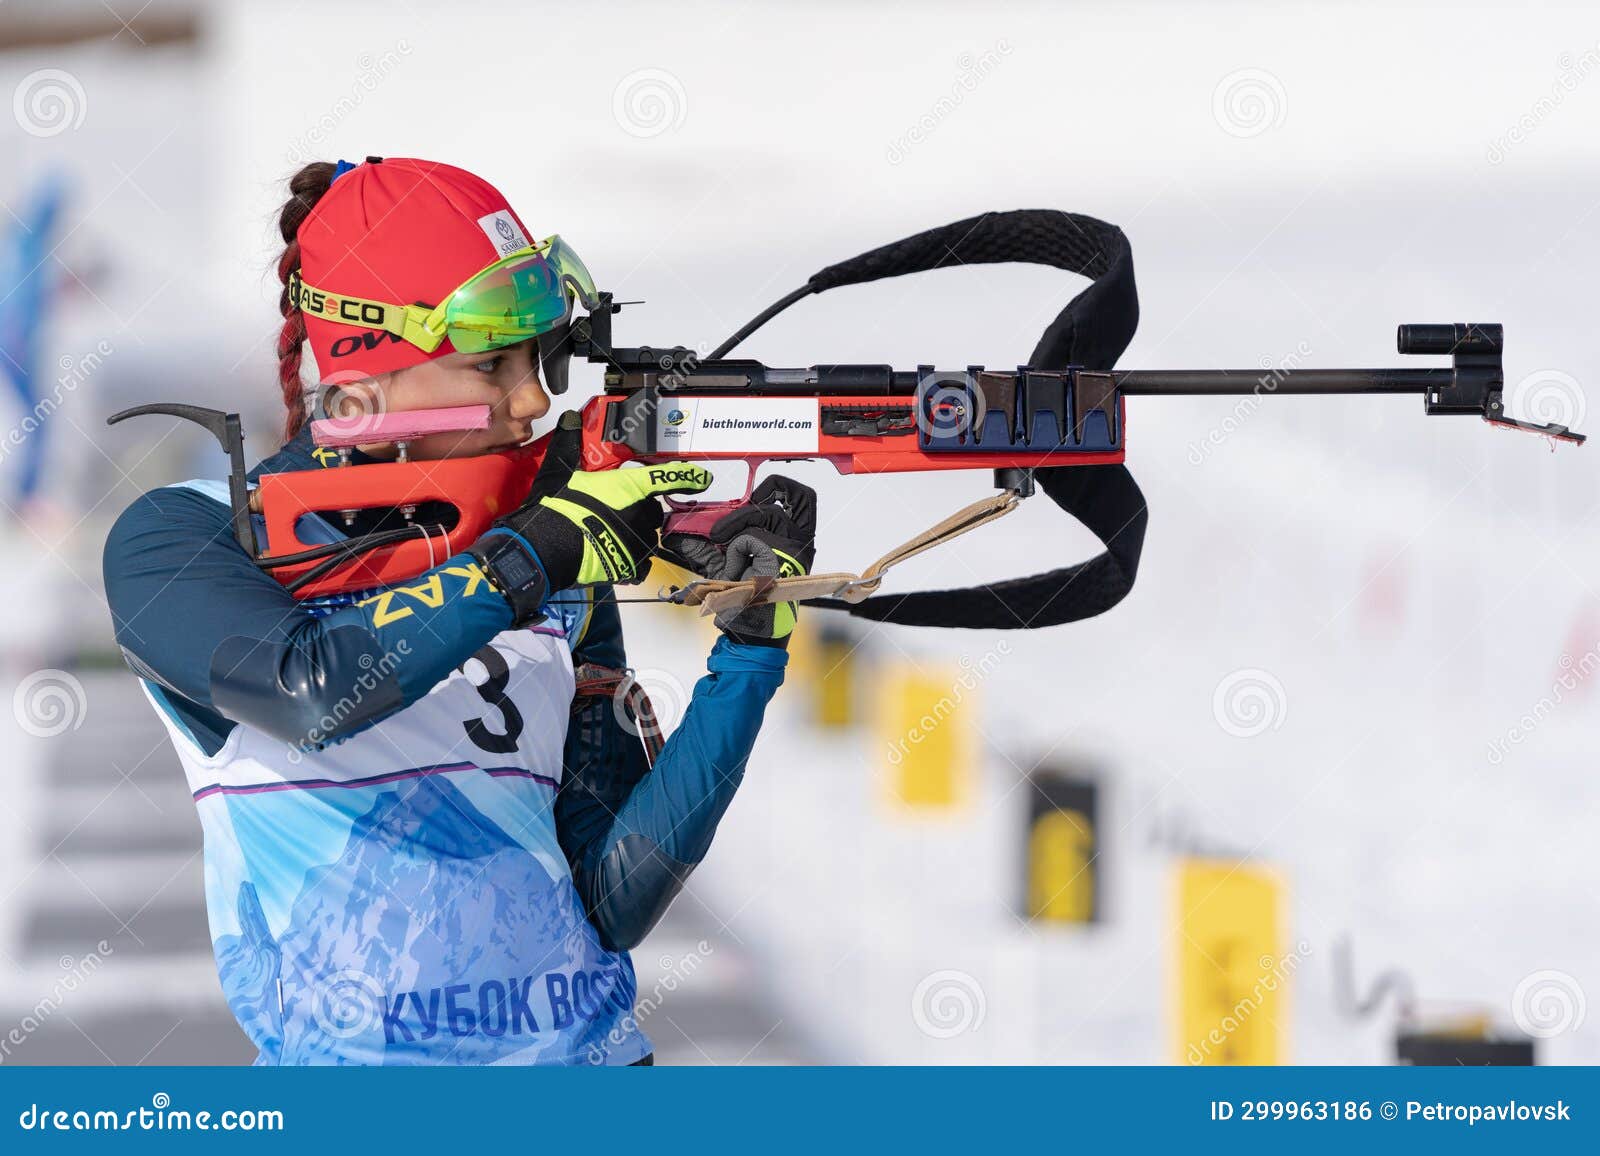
[101,157,816,1065]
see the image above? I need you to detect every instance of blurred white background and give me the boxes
[0,0,1595,1064]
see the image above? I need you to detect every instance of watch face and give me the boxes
[496,546,538,590]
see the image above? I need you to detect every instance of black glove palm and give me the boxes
[662,476,818,648]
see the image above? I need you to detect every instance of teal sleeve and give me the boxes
[558,597,787,951]
[104,485,515,750]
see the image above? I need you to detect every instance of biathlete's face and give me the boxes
[330,338,552,460]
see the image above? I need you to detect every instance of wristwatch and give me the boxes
[467,530,550,626]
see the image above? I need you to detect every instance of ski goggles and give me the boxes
[288,235,599,358]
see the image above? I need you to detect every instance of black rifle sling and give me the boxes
[806,209,1149,629]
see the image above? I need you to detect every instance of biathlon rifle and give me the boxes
[110,211,1582,631]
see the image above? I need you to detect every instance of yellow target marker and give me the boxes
[1174,858,1288,1065]
[877,666,972,810]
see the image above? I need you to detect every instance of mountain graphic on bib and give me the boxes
[216,775,624,1064]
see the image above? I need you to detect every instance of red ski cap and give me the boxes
[296,157,537,382]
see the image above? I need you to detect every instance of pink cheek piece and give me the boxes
[310,404,493,448]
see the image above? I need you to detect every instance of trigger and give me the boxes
[662,497,748,541]
[658,460,759,542]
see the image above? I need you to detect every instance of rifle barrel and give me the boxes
[1113,368,1456,396]
[613,361,1461,398]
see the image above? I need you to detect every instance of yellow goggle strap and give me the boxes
[286,271,448,352]
[286,243,561,355]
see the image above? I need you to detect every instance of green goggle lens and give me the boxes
[442,236,600,354]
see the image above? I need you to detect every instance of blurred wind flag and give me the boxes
[0,175,68,506]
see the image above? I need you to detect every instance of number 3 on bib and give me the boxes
[460,644,525,754]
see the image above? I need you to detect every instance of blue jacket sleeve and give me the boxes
[103,485,515,750]
[557,597,787,951]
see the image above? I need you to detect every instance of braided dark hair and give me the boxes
[274,162,337,441]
